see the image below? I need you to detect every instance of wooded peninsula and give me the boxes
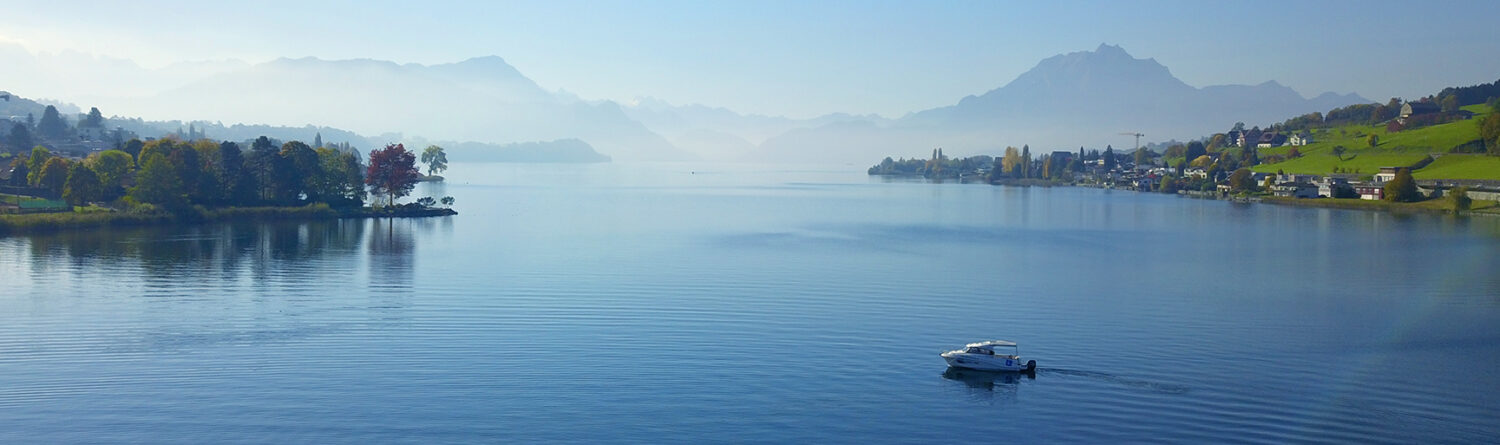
[1,109,456,236]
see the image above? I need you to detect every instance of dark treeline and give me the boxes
[5,136,390,212]
[1437,78,1500,108]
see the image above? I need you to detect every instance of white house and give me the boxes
[1288,132,1313,146]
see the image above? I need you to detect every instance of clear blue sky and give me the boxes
[4,0,1498,118]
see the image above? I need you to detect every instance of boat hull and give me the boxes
[942,352,1036,372]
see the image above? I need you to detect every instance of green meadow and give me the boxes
[1253,104,1496,179]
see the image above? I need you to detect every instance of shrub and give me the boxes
[1450,186,1472,212]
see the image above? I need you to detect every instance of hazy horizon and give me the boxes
[4,1,1500,120]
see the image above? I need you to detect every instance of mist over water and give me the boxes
[2,162,1498,443]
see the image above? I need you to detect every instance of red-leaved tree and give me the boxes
[366,143,420,207]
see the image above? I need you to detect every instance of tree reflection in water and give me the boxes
[10,218,438,299]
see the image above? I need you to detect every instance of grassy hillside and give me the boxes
[1412,155,1500,180]
[1251,152,1430,176]
[1253,104,1495,178]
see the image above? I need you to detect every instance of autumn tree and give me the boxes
[1366,134,1379,147]
[1000,146,1022,179]
[1228,168,1255,192]
[36,157,71,195]
[366,143,420,207]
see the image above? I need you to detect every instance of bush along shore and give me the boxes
[0,203,457,237]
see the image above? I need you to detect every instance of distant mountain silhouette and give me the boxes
[621,97,890,160]
[752,44,1370,162]
[141,56,687,161]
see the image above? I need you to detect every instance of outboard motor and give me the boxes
[1026,360,1037,372]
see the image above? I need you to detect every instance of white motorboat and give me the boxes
[941,340,1036,372]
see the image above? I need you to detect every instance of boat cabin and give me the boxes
[964,341,1020,359]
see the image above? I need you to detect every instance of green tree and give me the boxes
[219,141,257,205]
[36,105,68,139]
[62,162,102,205]
[1102,145,1117,171]
[317,147,366,208]
[1440,95,1458,113]
[1332,145,1347,160]
[26,146,52,186]
[1184,141,1207,161]
[85,150,134,199]
[1133,148,1150,167]
[122,139,145,164]
[82,107,105,128]
[1366,134,1379,147]
[6,156,29,187]
[1383,169,1420,202]
[1449,186,1472,212]
[420,145,448,176]
[1020,145,1032,178]
[130,155,185,209]
[36,157,70,195]
[166,144,204,204]
[281,141,322,202]
[6,124,32,153]
[1480,113,1500,154]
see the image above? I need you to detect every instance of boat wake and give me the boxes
[1038,368,1191,395]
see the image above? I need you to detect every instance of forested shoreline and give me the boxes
[2,135,455,235]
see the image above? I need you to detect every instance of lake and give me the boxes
[2,162,1498,443]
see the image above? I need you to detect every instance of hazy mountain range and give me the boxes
[3,42,1372,163]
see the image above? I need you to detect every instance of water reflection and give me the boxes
[368,218,418,293]
[8,218,440,293]
[942,367,1033,402]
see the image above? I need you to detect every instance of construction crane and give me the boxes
[1119,132,1144,151]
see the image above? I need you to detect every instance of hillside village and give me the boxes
[871,78,1500,211]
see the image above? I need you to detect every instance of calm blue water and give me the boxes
[2,162,1498,443]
